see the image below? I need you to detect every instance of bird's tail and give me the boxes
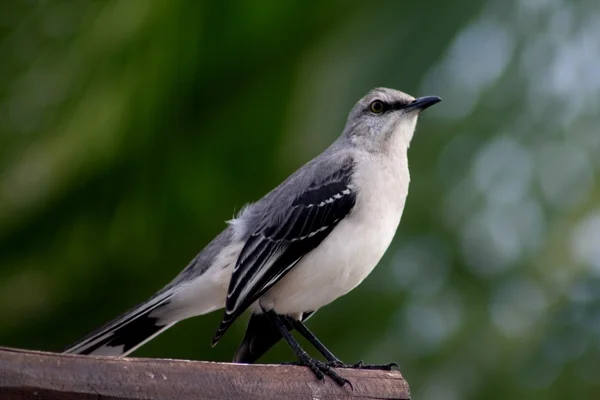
[63,291,176,356]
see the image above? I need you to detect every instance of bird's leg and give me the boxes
[262,310,351,387]
[289,318,398,371]
[288,318,344,367]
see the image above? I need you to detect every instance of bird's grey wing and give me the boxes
[212,159,356,345]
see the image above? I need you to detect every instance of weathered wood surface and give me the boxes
[0,347,410,399]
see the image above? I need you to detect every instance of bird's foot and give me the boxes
[280,361,302,366]
[283,357,352,388]
[327,360,399,371]
[309,359,352,388]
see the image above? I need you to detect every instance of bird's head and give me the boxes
[342,87,441,153]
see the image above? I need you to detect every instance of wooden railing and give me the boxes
[0,347,410,399]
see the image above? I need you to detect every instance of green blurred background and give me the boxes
[2,1,600,398]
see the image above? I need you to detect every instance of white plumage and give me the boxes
[258,148,409,315]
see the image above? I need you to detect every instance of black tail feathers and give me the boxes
[63,292,175,356]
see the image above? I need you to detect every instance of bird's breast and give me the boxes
[260,153,410,315]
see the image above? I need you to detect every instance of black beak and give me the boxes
[405,95,442,112]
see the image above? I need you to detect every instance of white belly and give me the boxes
[259,154,409,315]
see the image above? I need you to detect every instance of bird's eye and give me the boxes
[369,100,385,114]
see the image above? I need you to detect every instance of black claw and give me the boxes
[326,360,345,368]
[314,360,352,388]
[290,357,352,387]
[332,360,399,371]
[359,363,397,370]
[280,361,302,366]
[307,360,325,381]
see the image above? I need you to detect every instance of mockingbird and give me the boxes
[64,87,441,386]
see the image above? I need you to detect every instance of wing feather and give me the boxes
[212,160,356,345]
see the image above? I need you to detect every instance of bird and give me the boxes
[63,87,441,386]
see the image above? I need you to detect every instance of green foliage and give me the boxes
[2,1,600,399]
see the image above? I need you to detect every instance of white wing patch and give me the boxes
[306,187,353,209]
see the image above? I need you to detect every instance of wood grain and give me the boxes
[0,347,410,399]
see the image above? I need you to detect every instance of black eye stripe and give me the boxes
[390,100,411,110]
[366,100,411,114]
[365,100,412,114]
